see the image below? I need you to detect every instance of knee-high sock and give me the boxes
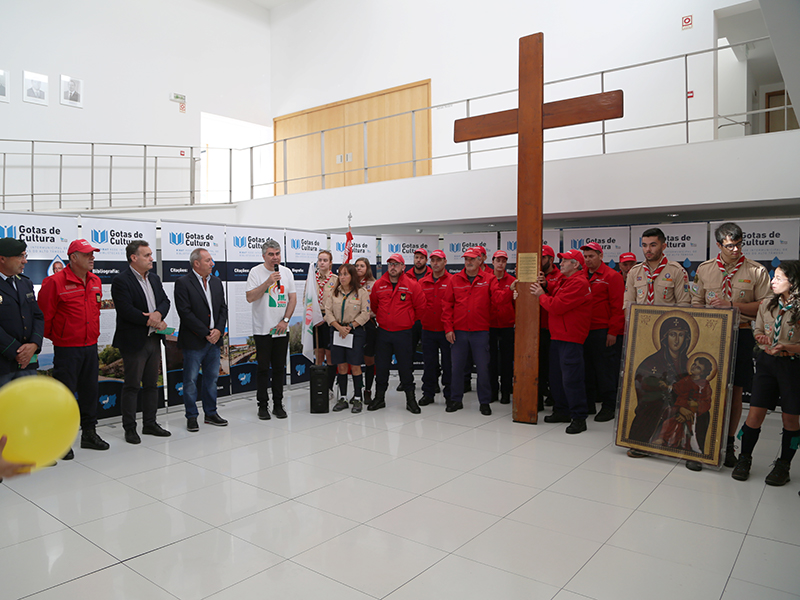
[327,364,337,391]
[779,428,800,464]
[739,423,761,456]
[364,364,374,391]
[352,374,364,399]
[337,374,348,398]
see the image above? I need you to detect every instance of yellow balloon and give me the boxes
[0,376,80,471]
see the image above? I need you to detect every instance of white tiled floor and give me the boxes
[3,382,800,600]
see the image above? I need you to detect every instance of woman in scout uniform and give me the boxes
[355,257,377,403]
[324,263,371,413]
[732,260,800,486]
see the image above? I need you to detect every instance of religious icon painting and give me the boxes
[615,305,739,468]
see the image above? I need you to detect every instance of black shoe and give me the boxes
[405,391,421,414]
[363,390,372,404]
[480,404,492,416]
[627,449,648,458]
[272,402,287,419]
[765,458,791,486]
[125,429,141,445]
[187,417,199,432]
[332,398,349,412]
[685,460,703,472]
[418,396,434,406]
[142,423,171,437]
[731,455,752,481]
[544,412,570,424]
[445,401,463,413]
[566,419,587,434]
[62,448,74,460]
[367,396,386,411]
[205,413,228,427]
[724,443,737,468]
[499,395,511,405]
[81,430,110,450]
[396,382,405,392]
[258,402,271,420]
[351,399,363,413]
[594,407,616,423]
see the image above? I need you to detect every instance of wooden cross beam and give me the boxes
[454,33,623,424]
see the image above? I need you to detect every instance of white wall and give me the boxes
[270,0,748,171]
[0,0,271,146]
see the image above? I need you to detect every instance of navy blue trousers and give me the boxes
[421,329,451,400]
[583,328,617,411]
[376,328,414,394]
[550,339,588,420]
[489,327,514,399]
[451,330,491,405]
[53,345,100,430]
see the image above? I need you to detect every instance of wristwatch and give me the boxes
[282,317,290,323]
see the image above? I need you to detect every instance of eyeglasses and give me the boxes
[721,241,743,251]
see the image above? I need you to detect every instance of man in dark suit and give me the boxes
[0,238,44,383]
[174,247,228,431]
[111,240,172,444]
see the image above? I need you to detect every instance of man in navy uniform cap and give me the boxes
[0,238,44,383]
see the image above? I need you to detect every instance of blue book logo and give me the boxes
[91,229,109,245]
[169,232,185,246]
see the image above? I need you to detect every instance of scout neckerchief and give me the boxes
[317,270,334,304]
[643,255,668,305]
[773,297,794,346]
[716,253,746,301]
[337,287,354,324]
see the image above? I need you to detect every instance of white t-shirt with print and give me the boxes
[246,263,297,335]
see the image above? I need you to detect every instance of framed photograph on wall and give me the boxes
[60,75,83,108]
[615,305,738,468]
[23,71,48,105]
[0,70,8,103]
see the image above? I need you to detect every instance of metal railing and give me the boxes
[1,36,796,213]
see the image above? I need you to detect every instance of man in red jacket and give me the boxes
[370,253,426,413]
[398,248,432,392]
[539,245,563,409]
[530,249,593,434]
[442,247,501,416]
[581,243,625,422]
[38,239,110,457]
[419,250,451,406]
[489,250,515,404]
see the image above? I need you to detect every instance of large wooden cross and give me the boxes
[454,33,623,424]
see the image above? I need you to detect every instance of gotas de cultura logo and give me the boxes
[91,229,145,246]
[2,224,64,243]
[290,238,320,252]
[169,231,215,247]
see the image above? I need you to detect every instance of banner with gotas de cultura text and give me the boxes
[440,233,498,274]
[80,216,159,420]
[709,218,800,276]
[330,233,377,268]
[562,226,630,265]
[0,212,78,284]
[160,221,229,406]
[225,225,285,395]
[284,229,328,281]
[379,235,439,265]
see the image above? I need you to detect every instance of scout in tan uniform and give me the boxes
[732,260,800,486]
[624,227,691,310]
[624,228,691,459]
[690,222,771,470]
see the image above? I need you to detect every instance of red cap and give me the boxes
[580,242,603,253]
[68,239,100,254]
[492,250,508,259]
[558,249,586,268]
[430,250,446,260]
[386,253,405,265]
[414,248,428,257]
[542,245,555,258]
[476,245,487,256]
[462,247,482,259]
[619,252,637,263]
